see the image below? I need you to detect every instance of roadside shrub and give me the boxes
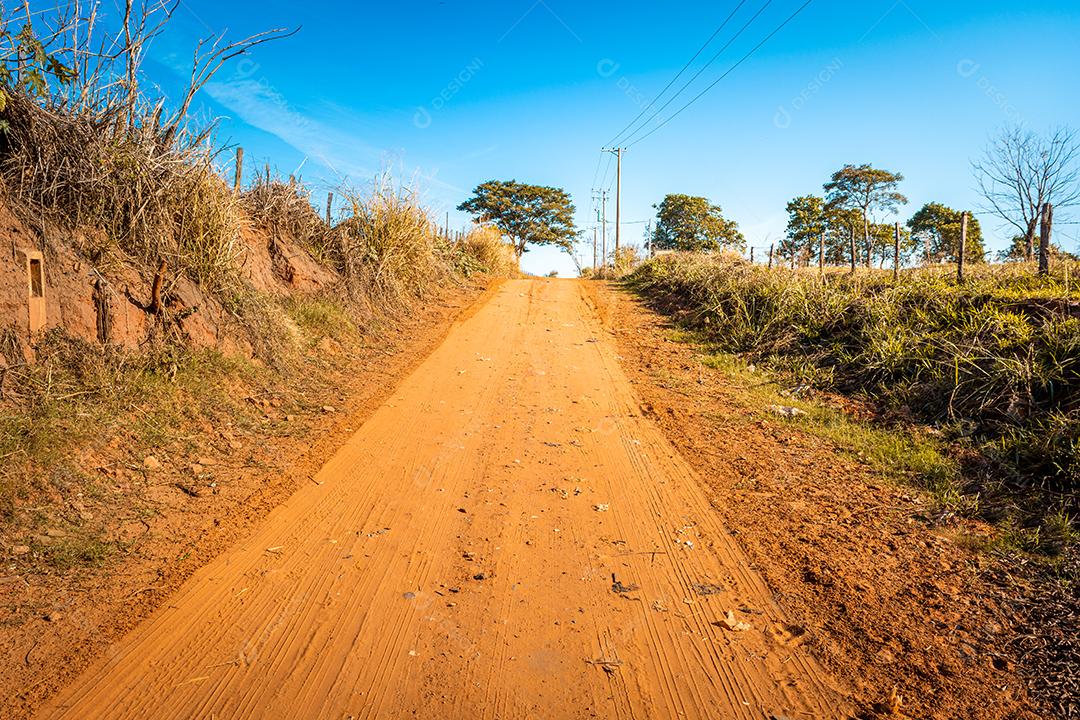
[321,178,455,311]
[0,92,244,292]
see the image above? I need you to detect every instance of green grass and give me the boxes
[696,341,960,500]
[627,254,1080,554]
[285,295,358,343]
[36,532,117,571]
[0,321,280,565]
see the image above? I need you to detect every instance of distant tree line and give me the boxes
[644,126,1079,268]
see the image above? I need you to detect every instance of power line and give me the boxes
[627,0,815,148]
[589,150,606,193]
[597,151,615,190]
[605,0,749,148]
[618,0,777,147]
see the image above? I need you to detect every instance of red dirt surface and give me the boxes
[40,279,848,719]
[5,278,1042,719]
[0,280,491,719]
[589,281,1040,720]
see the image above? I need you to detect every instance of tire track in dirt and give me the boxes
[39,279,851,719]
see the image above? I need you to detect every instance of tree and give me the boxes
[458,180,577,257]
[824,164,908,268]
[650,194,744,252]
[866,222,918,268]
[907,202,985,264]
[973,126,1080,261]
[997,234,1076,263]
[824,204,863,268]
[782,195,825,265]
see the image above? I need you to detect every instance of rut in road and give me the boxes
[41,278,850,719]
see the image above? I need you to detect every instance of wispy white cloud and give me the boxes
[203,76,380,182]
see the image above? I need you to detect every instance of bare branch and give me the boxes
[972,125,1080,258]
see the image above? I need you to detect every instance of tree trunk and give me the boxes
[849,227,856,274]
[1024,217,1038,261]
[863,213,872,268]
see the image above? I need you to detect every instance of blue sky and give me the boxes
[138,0,1078,275]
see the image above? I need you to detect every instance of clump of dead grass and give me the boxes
[457,224,518,277]
[241,175,329,255]
[320,177,453,312]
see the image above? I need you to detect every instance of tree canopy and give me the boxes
[907,202,985,264]
[781,195,825,263]
[457,180,577,257]
[824,164,907,267]
[782,195,867,266]
[650,194,744,252]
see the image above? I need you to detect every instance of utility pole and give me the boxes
[601,191,608,273]
[602,148,625,263]
[592,190,611,273]
[592,224,598,270]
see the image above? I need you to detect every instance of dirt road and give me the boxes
[41,279,849,719]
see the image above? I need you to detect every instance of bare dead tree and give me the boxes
[973,126,1080,261]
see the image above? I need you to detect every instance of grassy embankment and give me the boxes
[626,252,1079,556]
[0,79,515,566]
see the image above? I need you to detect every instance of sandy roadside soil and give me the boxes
[588,280,1039,720]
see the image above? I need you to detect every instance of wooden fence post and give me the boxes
[233,147,244,192]
[768,243,774,270]
[957,211,968,283]
[750,246,755,264]
[1039,203,1054,276]
[326,192,334,226]
[893,222,901,281]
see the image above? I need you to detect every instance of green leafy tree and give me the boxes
[458,180,577,257]
[650,193,744,252]
[868,222,918,267]
[824,164,908,267]
[781,195,825,265]
[907,202,985,264]
[824,204,862,267]
[997,234,1076,262]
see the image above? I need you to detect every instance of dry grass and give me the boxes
[0,92,245,294]
[242,176,329,256]
[457,224,518,277]
[319,178,454,312]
